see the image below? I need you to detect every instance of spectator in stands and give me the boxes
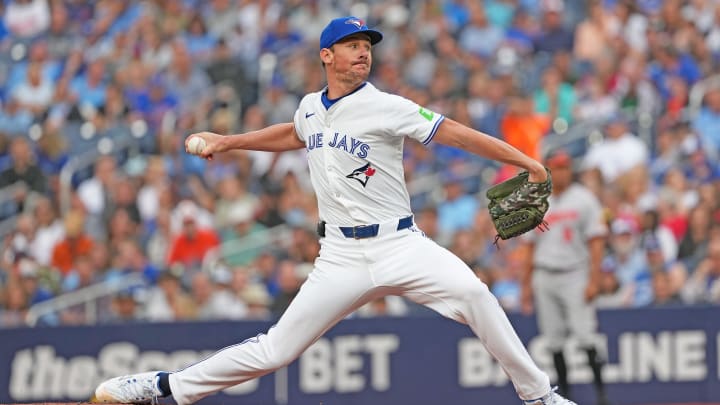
[17,257,53,306]
[136,157,167,225]
[533,66,576,125]
[648,44,701,101]
[573,1,615,64]
[240,282,272,320]
[147,208,172,269]
[62,254,98,293]
[144,267,196,321]
[50,209,95,275]
[220,201,267,266]
[76,155,117,238]
[0,278,29,327]
[458,2,504,59]
[682,235,720,303]
[437,174,479,236]
[639,236,687,300]
[206,39,252,108]
[46,2,75,59]
[166,201,220,270]
[191,269,247,320]
[260,13,303,61]
[183,12,217,61]
[574,76,620,122]
[269,260,303,318]
[108,239,160,285]
[501,90,551,161]
[651,270,684,306]
[70,58,108,109]
[594,257,625,308]
[398,33,436,90]
[692,88,720,158]
[3,0,50,38]
[105,290,140,324]
[35,124,70,180]
[259,79,299,125]
[678,204,714,271]
[285,227,320,265]
[638,204,678,264]
[583,115,649,183]
[607,218,650,307]
[649,125,683,184]
[202,0,239,40]
[214,177,258,230]
[614,56,660,117]
[0,98,34,137]
[28,197,64,267]
[533,1,574,55]
[659,168,699,216]
[0,137,47,203]
[164,42,213,119]
[11,62,55,117]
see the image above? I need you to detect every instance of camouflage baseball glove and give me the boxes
[486,168,552,243]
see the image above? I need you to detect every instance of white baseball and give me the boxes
[187,136,207,155]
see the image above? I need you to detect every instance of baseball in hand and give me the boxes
[187,136,207,155]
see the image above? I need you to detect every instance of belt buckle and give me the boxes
[352,226,362,239]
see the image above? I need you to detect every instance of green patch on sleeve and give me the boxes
[418,107,435,121]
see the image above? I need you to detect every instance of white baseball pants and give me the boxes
[169,219,550,404]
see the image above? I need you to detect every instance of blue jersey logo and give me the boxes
[346,162,376,188]
[306,132,370,159]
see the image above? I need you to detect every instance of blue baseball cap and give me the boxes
[320,17,383,49]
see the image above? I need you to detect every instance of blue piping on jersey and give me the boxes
[321,82,368,110]
[422,115,445,145]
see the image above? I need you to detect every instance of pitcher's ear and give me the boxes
[320,47,334,66]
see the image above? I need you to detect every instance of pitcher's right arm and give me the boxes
[186,123,305,160]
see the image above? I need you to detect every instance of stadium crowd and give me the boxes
[0,0,720,328]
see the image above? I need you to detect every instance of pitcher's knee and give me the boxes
[459,279,492,302]
[264,347,301,370]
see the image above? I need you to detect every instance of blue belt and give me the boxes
[318,215,414,239]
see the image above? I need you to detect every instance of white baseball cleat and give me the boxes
[91,371,165,404]
[523,387,578,405]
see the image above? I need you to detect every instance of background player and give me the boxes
[520,149,610,405]
[92,17,574,405]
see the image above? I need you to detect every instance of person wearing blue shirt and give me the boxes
[438,174,479,234]
[260,15,303,61]
[692,88,720,159]
[0,98,34,136]
[70,59,107,108]
[648,46,701,100]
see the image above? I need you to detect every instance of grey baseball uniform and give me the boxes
[523,183,607,351]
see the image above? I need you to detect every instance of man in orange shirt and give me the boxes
[166,203,220,270]
[51,210,95,274]
[501,92,551,161]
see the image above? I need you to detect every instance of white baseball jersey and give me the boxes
[292,82,445,226]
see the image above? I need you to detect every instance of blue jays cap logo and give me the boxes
[345,18,364,29]
[320,16,383,49]
[346,162,376,188]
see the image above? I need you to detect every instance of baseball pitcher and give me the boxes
[92,17,573,405]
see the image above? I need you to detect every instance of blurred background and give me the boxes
[1,0,718,326]
[0,0,719,404]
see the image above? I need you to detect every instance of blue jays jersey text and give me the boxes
[306,132,370,158]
